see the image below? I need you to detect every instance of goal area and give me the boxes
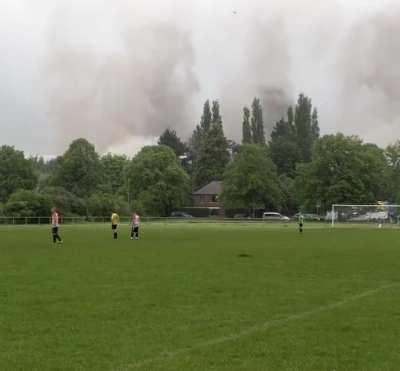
[330,204,400,227]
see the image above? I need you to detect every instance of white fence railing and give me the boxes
[0,216,169,225]
[0,216,301,225]
[0,216,112,225]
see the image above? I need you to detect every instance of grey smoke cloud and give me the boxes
[259,87,293,135]
[252,18,293,136]
[210,13,294,140]
[1,0,399,155]
[336,7,400,144]
[46,1,199,152]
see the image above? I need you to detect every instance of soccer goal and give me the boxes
[330,204,400,227]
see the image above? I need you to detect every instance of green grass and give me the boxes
[1,222,400,371]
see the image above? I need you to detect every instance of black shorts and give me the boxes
[52,227,59,234]
[299,223,303,228]
[112,224,117,230]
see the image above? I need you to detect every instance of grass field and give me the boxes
[1,222,400,371]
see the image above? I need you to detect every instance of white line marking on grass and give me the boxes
[115,283,399,371]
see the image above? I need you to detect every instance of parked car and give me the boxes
[233,213,251,219]
[262,212,290,221]
[170,211,193,218]
[294,213,321,221]
[325,211,338,221]
[348,211,388,222]
[348,213,371,222]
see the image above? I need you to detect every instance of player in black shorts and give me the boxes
[298,214,304,234]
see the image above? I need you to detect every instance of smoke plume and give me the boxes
[45,1,199,153]
[336,7,400,144]
[28,0,400,154]
[216,14,294,141]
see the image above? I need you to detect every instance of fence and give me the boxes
[0,216,143,225]
[0,216,302,225]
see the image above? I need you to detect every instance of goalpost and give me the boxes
[330,204,400,227]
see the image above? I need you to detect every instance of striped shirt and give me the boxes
[51,212,59,227]
[132,214,140,227]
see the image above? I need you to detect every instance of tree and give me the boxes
[4,190,52,217]
[0,145,37,202]
[287,106,294,125]
[191,100,230,188]
[188,125,202,164]
[189,100,213,164]
[51,138,101,197]
[87,192,129,217]
[29,156,53,191]
[295,93,318,162]
[158,128,187,157]
[41,186,87,216]
[126,145,190,216]
[222,145,282,216]
[279,174,297,215]
[228,140,240,157]
[242,107,252,144]
[251,98,265,145]
[200,100,212,132]
[269,117,299,177]
[385,141,400,202]
[211,100,222,126]
[193,116,230,188]
[29,156,46,175]
[294,134,390,211]
[98,154,129,195]
[311,108,320,140]
[269,95,320,178]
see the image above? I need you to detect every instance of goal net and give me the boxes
[330,204,400,227]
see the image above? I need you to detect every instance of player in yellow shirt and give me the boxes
[111,211,120,239]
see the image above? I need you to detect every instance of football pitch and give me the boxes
[1,222,400,371]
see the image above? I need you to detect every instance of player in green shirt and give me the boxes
[298,213,304,234]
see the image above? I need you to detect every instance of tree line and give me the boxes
[1,92,400,218]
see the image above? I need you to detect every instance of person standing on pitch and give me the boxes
[130,212,140,240]
[51,207,63,245]
[111,211,120,239]
[298,213,304,234]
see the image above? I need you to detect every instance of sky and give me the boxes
[0,0,399,157]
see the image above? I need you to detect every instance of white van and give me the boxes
[262,212,290,221]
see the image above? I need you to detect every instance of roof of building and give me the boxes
[193,181,222,195]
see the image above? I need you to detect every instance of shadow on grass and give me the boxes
[237,253,253,258]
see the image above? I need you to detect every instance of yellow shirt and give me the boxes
[111,213,120,225]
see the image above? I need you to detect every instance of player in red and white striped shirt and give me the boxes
[51,207,63,245]
[130,212,140,240]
